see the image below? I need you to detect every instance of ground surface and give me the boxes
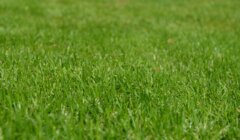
[0,0,240,139]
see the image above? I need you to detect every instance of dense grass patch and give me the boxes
[0,0,240,139]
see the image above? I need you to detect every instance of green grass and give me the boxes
[0,0,240,139]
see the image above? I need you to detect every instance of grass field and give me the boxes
[0,0,240,139]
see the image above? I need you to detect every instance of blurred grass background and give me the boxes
[0,0,240,139]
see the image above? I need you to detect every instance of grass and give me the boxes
[0,0,240,139]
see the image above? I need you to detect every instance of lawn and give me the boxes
[0,0,240,139]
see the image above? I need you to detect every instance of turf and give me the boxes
[0,0,240,139]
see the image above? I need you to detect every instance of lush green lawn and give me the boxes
[0,0,240,139]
